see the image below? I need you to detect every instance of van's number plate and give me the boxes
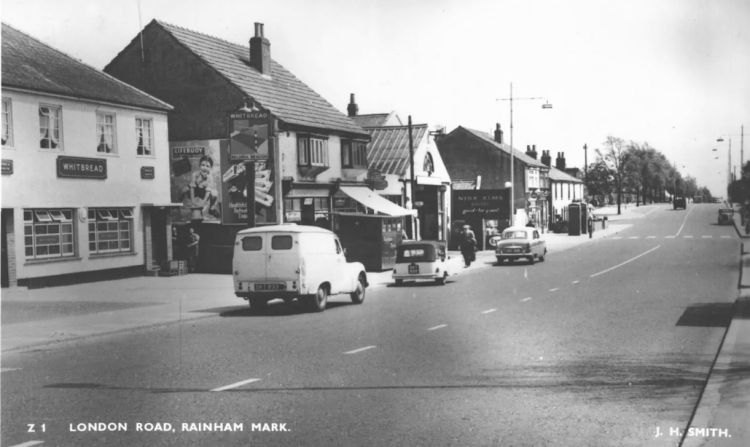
[255,283,286,291]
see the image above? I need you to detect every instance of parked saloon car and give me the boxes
[232,225,368,312]
[718,207,734,225]
[392,240,452,285]
[491,226,547,265]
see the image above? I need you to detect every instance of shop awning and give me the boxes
[286,188,331,198]
[338,186,417,217]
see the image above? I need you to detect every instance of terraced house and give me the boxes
[1,23,174,288]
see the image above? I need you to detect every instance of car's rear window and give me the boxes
[241,236,263,251]
[271,235,293,250]
[396,244,436,263]
[502,231,527,239]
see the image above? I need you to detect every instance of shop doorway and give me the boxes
[415,185,440,240]
[150,209,168,267]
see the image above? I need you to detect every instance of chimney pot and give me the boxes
[494,123,504,144]
[250,22,271,76]
[347,93,359,117]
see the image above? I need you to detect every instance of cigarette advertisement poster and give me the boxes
[169,140,223,223]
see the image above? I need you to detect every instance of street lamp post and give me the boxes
[497,82,551,227]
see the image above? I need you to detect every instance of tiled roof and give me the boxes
[459,126,548,169]
[154,20,368,137]
[1,23,172,112]
[365,124,428,176]
[548,166,583,183]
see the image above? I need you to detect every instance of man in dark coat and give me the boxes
[459,225,477,267]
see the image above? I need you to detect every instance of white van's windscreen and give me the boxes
[271,235,293,250]
[242,236,263,251]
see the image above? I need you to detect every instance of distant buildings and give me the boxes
[1,23,174,288]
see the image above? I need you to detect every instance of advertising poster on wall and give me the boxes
[169,140,223,223]
[220,155,276,225]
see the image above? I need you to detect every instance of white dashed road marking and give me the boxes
[646,236,656,239]
[721,235,732,239]
[521,297,533,302]
[628,236,639,239]
[344,346,377,355]
[665,235,676,239]
[481,308,497,314]
[1,368,21,373]
[428,324,447,331]
[549,288,559,292]
[571,280,580,284]
[211,378,261,392]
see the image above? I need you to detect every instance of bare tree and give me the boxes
[598,136,627,214]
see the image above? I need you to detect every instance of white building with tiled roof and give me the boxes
[1,23,174,288]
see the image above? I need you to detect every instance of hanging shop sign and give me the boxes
[228,104,272,162]
[56,156,106,179]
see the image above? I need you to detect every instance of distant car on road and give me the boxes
[490,226,547,265]
[232,224,368,312]
[392,240,452,285]
[718,207,734,225]
[673,197,687,210]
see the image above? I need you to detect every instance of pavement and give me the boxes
[1,202,747,445]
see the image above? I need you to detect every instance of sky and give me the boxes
[2,0,749,196]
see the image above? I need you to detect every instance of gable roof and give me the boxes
[145,20,367,137]
[548,166,583,183]
[456,126,547,169]
[365,124,428,176]
[1,23,172,112]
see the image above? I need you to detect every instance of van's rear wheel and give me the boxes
[307,285,328,312]
[350,274,366,304]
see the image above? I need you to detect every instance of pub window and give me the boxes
[39,104,62,150]
[341,140,367,168]
[96,112,117,154]
[297,135,328,167]
[423,152,434,175]
[135,117,153,156]
[24,208,75,260]
[88,207,134,255]
[2,97,13,147]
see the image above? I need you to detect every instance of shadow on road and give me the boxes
[676,302,735,327]
[201,299,359,317]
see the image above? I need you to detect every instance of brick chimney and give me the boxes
[494,123,503,144]
[541,150,551,167]
[555,152,566,170]
[250,23,271,76]
[526,144,538,159]
[347,93,358,117]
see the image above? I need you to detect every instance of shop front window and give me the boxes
[88,208,134,254]
[24,209,75,260]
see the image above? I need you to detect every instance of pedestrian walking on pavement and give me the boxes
[459,225,477,267]
[186,227,200,273]
[587,214,594,239]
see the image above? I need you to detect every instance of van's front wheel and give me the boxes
[350,274,366,304]
[307,285,328,312]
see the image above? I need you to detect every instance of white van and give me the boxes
[232,224,368,312]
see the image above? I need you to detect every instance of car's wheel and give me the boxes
[307,285,328,312]
[395,279,404,285]
[436,273,447,285]
[350,274,366,304]
[496,257,504,265]
[528,256,536,265]
[539,249,546,262]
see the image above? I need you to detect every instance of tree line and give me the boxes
[585,136,713,214]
